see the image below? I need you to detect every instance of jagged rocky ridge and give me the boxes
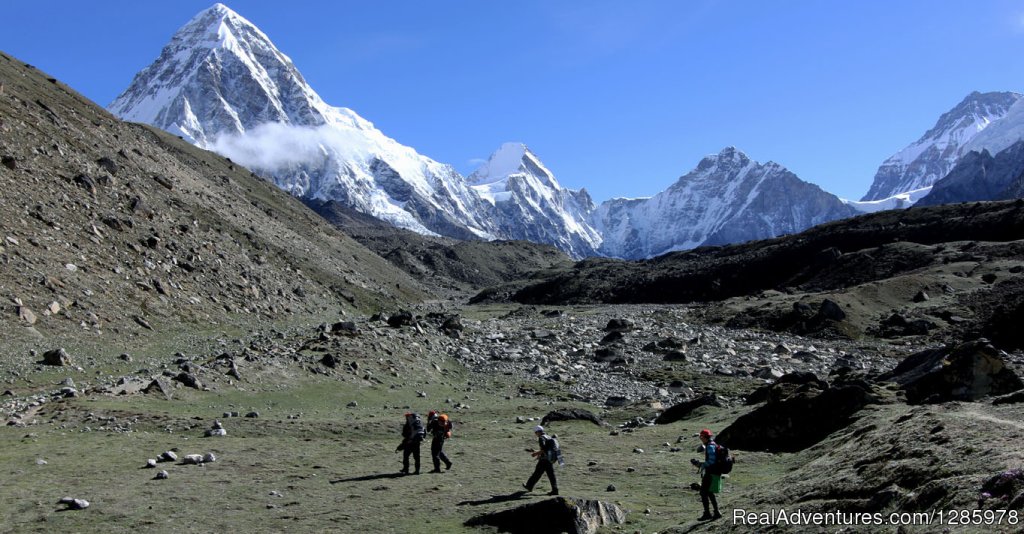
[917,139,1024,206]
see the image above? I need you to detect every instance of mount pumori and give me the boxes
[856,91,1022,208]
[108,3,600,255]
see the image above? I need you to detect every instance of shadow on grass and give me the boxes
[457,490,530,506]
[330,472,407,484]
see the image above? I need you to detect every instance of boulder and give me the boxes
[465,497,626,534]
[654,394,722,424]
[142,378,172,399]
[17,306,37,325]
[603,319,634,333]
[879,340,1024,404]
[330,321,359,336]
[593,347,625,365]
[816,299,846,322]
[717,383,877,452]
[387,311,415,328]
[992,389,1024,405]
[745,372,828,405]
[41,348,71,366]
[173,372,202,390]
[57,497,89,510]
[980,468,1024,510]
[541,408,604,427]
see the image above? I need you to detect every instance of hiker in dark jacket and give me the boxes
[426,411,453,473]
[690,428,722,521]
[398,412,425,474]
[522,425,559,495]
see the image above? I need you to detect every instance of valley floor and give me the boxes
[2,303,1023,533]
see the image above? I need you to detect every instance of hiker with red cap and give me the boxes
[522,425,560,495]
[397,412,425,475]
[426,410,453,473]
[690,428,723,521]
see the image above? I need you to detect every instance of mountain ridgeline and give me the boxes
[105,3,1024,261]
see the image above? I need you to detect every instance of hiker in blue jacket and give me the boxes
[690,428,722,521]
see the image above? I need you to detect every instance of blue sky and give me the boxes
[5,1,1024,202]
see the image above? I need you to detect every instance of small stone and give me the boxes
[245,411,259,418]
[346,401,358,408]
[58,497,89,510]
[204,428,227,437]
[155,470,169,479]
[17,306,37,325]
[146,459,157,468]
[606,484,617,492]
[36,458,47,465]
[182,454,204,465]
[633,448,644,454]
[158,451,177,462]
[203,453,217,463]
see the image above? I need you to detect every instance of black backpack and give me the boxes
[709,443,733,474]
[408,415,425,441]
[543,435,565,466]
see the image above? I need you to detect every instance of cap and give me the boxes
[428,410,437,417]
[439,414,448,422]
[699,429,713,438]
[534,425,544,433]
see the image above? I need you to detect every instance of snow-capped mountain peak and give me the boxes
[861,91,1022,202]
[109,4,612,257]
[591,147,857,258]
[467,143,601,258]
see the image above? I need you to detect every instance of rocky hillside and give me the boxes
[475,199,1024,349]
[0,50,426,350]
[306,199,573,296]
[917,140,1024,206]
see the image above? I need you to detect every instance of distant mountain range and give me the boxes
[109,4,1024,260]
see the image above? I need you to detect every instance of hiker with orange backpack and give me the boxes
[426,410,453,473]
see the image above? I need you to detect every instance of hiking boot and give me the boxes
[712,511,722,520]
[399,469,409,475]
[698,512,713,521]
[547,490,559,496]
[445,461,453,471]
[521,483,532,492]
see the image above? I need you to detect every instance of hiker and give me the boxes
[398,412,425,475]
[426,411,453,472]
[522,425,559,495]
[690,428,722,521]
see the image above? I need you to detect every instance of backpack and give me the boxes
[709,442,733,475]
[543,435,565,466]
[408,415,425,441]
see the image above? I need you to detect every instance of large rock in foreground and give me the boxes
[879,340,1024,404]
[465,497,625,534]
[717,380,877,453]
